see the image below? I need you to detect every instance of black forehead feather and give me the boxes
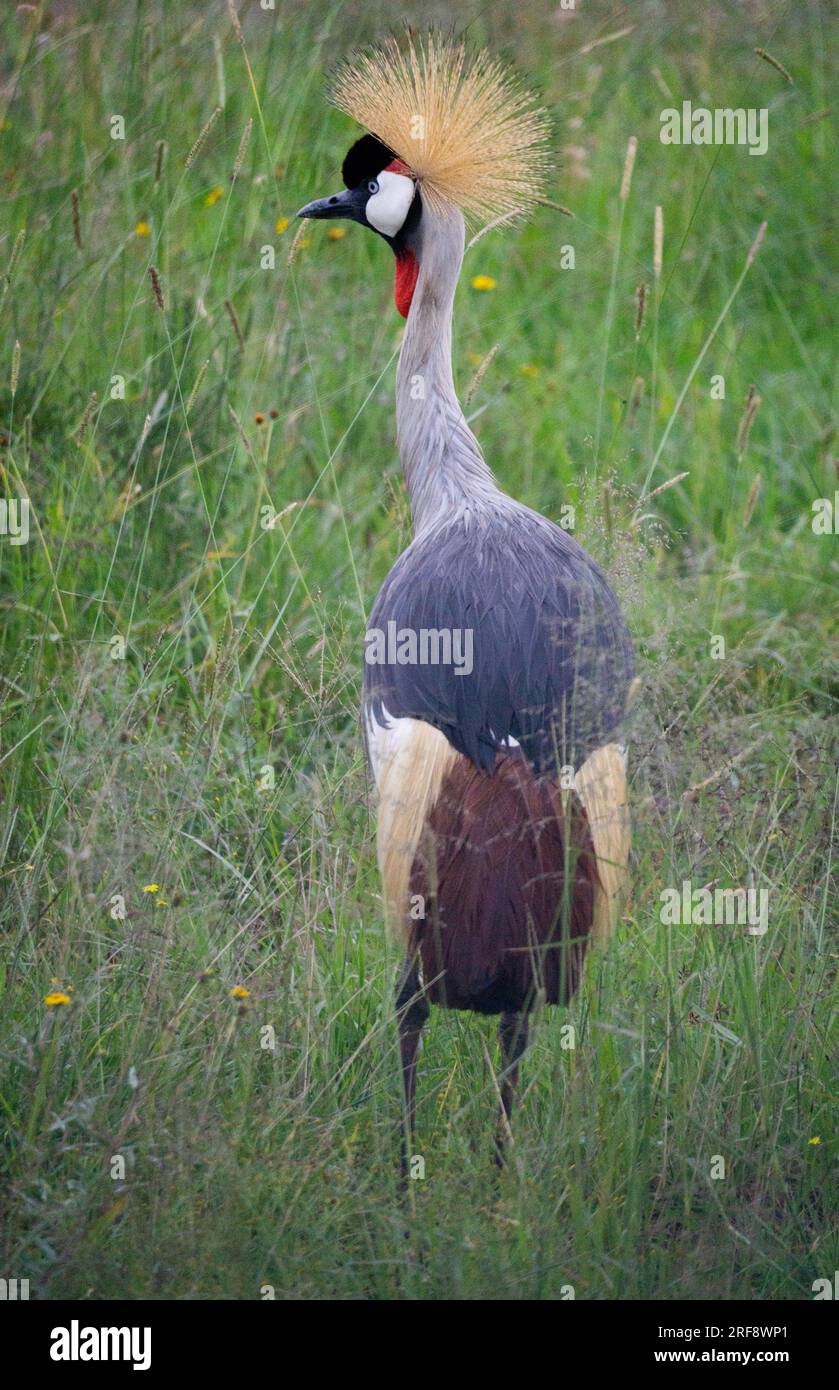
[342,133,395,188]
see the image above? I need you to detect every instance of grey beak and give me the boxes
[296,188,356,220]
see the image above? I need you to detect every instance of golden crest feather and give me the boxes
[330,35,551,221]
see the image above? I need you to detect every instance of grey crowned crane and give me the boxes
[298,36,634,1167]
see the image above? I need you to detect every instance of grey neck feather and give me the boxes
[395,206,504,535]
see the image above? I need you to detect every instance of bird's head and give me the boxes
[296,36,550,319]
[297,134,423,317]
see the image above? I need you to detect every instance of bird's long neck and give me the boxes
[395,208,500,535]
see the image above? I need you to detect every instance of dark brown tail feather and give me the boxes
[409,751,599,1014]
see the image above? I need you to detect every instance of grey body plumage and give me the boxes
[365,505,634,773]
[364,206,633,775]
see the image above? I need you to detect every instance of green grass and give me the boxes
[1,0,836,1300]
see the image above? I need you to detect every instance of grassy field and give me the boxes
[1,0,836,1300]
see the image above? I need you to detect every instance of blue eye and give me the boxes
[367,179,379,194]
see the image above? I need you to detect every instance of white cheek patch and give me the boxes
[366,171,415,237]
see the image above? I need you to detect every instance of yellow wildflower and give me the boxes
[519,364,540,377]
[808,1136,821,1145]
[142,883,159,893]
[327,227,346,241]
[275,216,289,234]
[230,986,250,999]
[204,186,224,207]
[471,275,497,291]
[45,992,71,1007]
[135,221,151,237]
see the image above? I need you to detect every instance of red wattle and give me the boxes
[394,250,419,318]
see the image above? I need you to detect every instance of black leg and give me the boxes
[395,954,429,1183]
[495,1010,530,1167]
